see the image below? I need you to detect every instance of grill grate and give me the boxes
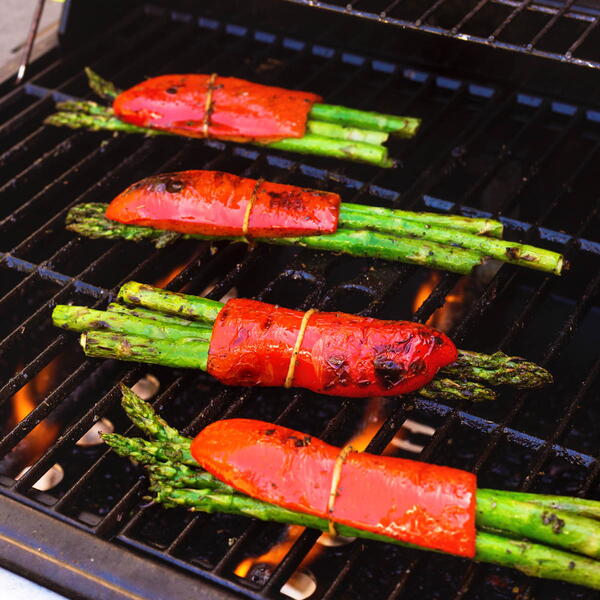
[0,2,599,599]
[279,0,600,68]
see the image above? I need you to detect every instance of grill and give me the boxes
[0,1,599,599]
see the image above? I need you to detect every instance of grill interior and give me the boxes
[0,1,599,599]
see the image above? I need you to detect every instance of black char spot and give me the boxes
[373,356,406,390]
[166,179,184,193]
[409,358,427,375]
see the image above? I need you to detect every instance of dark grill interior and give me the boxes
[0,1,599,599]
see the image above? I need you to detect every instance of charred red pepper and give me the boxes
[112,74,322,142]
[105,170,340,237]
[207,298,457,397]
[191,419,477,557]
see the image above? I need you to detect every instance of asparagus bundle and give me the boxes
[52,281,553,402]
[103,386,600,590]
[44,69,423,167]
[64,181,564,276]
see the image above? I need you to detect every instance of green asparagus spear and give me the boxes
[81,331,210,371]
[340,205,563,275]
[419,378,497,403]
[52,305,213,341]
[106,303,209,329]
[118,281,222,323]
[309,103,421,137]
[442,350,553,388]
[341,202,503,238]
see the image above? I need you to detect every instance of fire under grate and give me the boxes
[0,2,599,599]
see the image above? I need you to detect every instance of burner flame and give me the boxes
[10,359,60,466]
[152,246,206,289]
[234,525,322,579]
[412,273,470,333]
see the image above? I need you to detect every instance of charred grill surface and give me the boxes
[0,2,599,600]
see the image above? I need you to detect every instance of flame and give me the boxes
[234,525,323,578]
[153,246,206,289]
[11,359,60,465]
[153,262,188,289]
[412,273,470,333]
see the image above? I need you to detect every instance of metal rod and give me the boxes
[15,0,47,84]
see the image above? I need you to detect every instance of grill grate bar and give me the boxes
[521,350,600,491]
[566,14,600,56]
[280,0,600,68]
[527,0,577,50]
[490,0,535,41]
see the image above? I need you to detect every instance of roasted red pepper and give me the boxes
[191,419,477,557]
[105,170,340,237]
[207,298,457,397]
[113,74,322,142]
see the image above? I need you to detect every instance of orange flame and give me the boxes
[153,246,206,289]
[234,525,323,578]
[412,273,470,333]
[11,359,60,465]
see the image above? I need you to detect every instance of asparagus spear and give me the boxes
[419,377,497,403]
[442,350,553,388]
[341,202,504,238]
[309,103,421,137]
[117,281,223,323]
[106,303,210,329]
[53,305,213,341]
[306,120,389,144]
[81,330,210,370]
[339,204,563,275]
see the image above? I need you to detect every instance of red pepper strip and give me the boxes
[112,74,322,142]
[190,419,477,557]
[105,170,340,237]
[207,299,457,397]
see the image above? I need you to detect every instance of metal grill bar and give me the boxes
[279,0,600,68]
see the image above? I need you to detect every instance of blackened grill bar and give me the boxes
[0,1,599,599]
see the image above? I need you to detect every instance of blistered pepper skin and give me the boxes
[105,170,340,238]
[191,419,477,557]
[207,299,458,397]
[113,74,322,142]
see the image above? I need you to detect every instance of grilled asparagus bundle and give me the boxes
[44,69,422,167]
[102,385,600,591]
[53,281,553,402]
